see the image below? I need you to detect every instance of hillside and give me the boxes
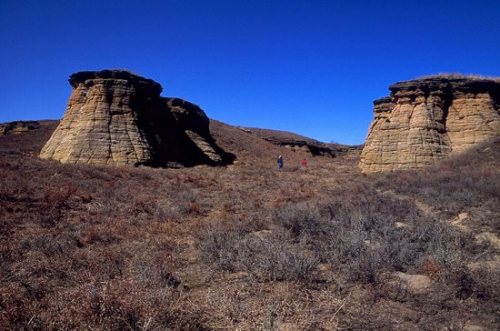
[0,120,499,330]
[227,125,360,157]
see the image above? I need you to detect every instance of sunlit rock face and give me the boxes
[360,76,500,173]
[40,70,228,167]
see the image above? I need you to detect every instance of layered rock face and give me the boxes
[40,70,229,167]
[360,76,500,173]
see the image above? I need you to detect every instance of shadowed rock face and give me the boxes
[40,70,231,167]
[360,76,500,173]
[165,98,223,163]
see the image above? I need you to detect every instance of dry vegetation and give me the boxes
[0,121,499,330]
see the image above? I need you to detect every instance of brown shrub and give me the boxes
[419,256,443,280]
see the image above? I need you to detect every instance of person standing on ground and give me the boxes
[277,155,283,172]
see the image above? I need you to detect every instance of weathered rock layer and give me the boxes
[40,70,230,167]
[360,76,500,173]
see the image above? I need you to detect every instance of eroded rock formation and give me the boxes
[166,98,224,164]
[360,76,500,172]
[1,121,40,135]
[40,70,230,167]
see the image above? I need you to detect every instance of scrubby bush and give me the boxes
[198,223,318,281]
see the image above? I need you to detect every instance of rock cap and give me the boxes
[69,69,163,94]
[389,75,500,95]
[373,96,392,105]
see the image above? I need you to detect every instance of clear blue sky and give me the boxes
[1,0,499,144]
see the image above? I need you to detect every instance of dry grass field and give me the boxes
[1,120,499,330]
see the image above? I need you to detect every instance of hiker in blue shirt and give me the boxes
[277,155,283,171]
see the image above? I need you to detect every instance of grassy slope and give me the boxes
[0,121,498,330]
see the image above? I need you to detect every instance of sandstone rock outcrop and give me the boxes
[360,76,500,172]
[1,121,40,135]
[40,70,230,167]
